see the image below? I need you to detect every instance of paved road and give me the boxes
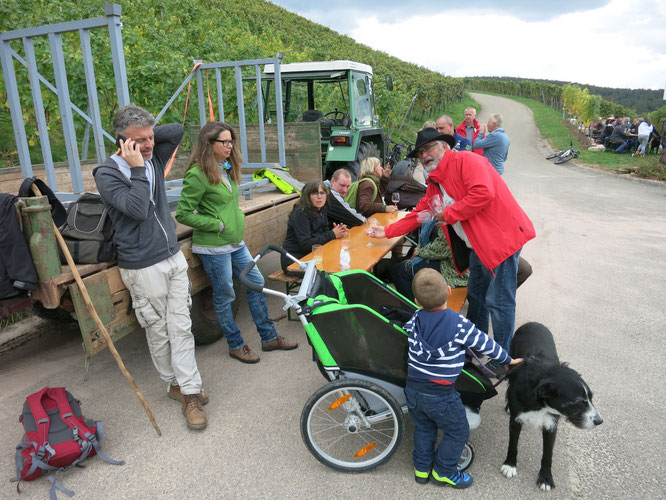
[2,93,665,499]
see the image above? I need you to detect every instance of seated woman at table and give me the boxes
[355,157,398,218]
[176,122,297,365]
[281,179,348,274]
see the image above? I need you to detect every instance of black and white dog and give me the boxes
[501,322,603,491]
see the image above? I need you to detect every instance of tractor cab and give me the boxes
[263,60,384,179]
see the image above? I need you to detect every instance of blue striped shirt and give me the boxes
[405,308,511,386]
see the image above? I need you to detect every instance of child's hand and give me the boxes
[509,357,524,367]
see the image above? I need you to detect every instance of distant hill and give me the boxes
[468,76,664,114]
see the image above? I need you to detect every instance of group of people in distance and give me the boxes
[95,102,533,489]
[596,116,660,156]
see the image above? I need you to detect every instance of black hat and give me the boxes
[407,128,456,158]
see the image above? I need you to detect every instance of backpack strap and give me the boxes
[48,388,95,463]
[48,474,75,499]
[49,388,124,467]
[16,388,59,480]
[25,388,56,460]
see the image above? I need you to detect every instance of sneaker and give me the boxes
[182,394,207,430]
[430,470,473,489]
[485,359,506,378]
[414,469,430,484]
[261,336,298,352]
[229,345,260,364]
[168,384,209,406]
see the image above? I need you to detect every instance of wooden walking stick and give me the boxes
[31,185,161,437]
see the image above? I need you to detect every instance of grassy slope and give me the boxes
[472,92,665,181]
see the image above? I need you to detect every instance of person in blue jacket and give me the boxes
[473,113,510,175]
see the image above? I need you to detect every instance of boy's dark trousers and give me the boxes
[405,384,469,476]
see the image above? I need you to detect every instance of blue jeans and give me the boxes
[391,259,440,302]
[405,385,469,476]
[615,140,629,153]
[466,249,520,351]
[198,246,278,350]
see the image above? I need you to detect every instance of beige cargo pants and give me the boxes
[119,251,203,395]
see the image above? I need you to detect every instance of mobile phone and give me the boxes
[115,134,127,148]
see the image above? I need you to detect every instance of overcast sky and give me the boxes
[270,0,666,91]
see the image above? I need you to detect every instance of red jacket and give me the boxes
[385,150,535,272]
[455,119,483,154]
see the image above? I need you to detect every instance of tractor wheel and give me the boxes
[33,302,75,322]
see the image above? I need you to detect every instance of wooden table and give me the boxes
[288,211,407,273]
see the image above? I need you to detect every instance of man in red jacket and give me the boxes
[370,128,535,363]
[456,107,483,155]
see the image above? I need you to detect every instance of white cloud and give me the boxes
[275,0,666,90]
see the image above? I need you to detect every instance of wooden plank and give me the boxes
[68,273,114,356]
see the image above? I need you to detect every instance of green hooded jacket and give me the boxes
[175,165,245,247]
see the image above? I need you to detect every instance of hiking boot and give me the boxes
[430,470,473,489]
[182,394,207,430]
[414,469,430,484]
[229,345,260,364]
[168,384,209,406]
[261,336,298,352]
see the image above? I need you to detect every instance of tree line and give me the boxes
[465,77,666,129]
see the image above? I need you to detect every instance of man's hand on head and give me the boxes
[119,138,145,167]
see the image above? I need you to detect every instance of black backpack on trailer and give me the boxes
[58,193,116,264]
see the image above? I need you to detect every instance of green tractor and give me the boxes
[263,60,386,180]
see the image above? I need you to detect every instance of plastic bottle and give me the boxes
[339,249,350,271]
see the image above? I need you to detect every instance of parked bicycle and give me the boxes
[387,137,416,177]
[545,142,580,164]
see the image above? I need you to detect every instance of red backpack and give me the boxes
[12,387,124,498]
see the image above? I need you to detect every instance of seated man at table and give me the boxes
[610,118,630,153]
[325,169,366,228]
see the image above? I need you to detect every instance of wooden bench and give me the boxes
[448,287,468,313]
[267,270,302,320]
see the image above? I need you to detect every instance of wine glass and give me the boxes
[391,192,400,206]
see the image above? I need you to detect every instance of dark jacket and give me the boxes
[93,124,184,269]
[281,206,335,271]
[452,132,472,152]
[0,194,39,299]
[609,124,628,144]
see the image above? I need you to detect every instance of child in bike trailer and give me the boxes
[404,268,522,488]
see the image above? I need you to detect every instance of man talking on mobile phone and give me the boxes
[94,104,208,430]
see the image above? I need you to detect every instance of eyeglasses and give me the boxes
[415,141,440,157]
[311,191,327,197]
[213,140,234,147]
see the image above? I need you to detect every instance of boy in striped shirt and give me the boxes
[405,268,522,488]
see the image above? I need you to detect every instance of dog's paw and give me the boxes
[501,463,517,478]
[537,469,555,491]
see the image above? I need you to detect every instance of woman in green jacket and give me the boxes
[176,122,297,364]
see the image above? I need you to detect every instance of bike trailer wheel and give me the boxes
[458,442,474,471]
[300,378,404,472]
